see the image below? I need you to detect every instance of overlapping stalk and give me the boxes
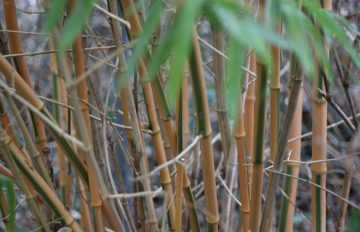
[311,1,331,231]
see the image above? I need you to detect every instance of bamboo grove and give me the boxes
[0,0,359,231]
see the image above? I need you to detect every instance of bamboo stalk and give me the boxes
[189,31,219,231]
[118,0,176,228]
[234,92,250,232]
[278,85,303,232]
[244,54,256,194]
[311,1,331,231]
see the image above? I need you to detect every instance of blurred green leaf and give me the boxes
[44,0,68,32]
[119,0,163,89]
[226,38,244,121]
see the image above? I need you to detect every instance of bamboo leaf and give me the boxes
[44,0,68,32]
[0,176,15,231]
[119,0,163,89]
[226,38,244,121]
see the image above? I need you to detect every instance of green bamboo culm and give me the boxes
[249,62,268,232]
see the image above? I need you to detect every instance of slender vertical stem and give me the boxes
[244,54,256,191]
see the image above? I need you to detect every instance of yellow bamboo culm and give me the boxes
[311,1,331,232]
[268,23,281,231]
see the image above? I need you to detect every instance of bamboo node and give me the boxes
[234,133,246,139]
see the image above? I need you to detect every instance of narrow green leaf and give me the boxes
[59,0,95,49]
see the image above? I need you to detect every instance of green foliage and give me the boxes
[348,208,360,232]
